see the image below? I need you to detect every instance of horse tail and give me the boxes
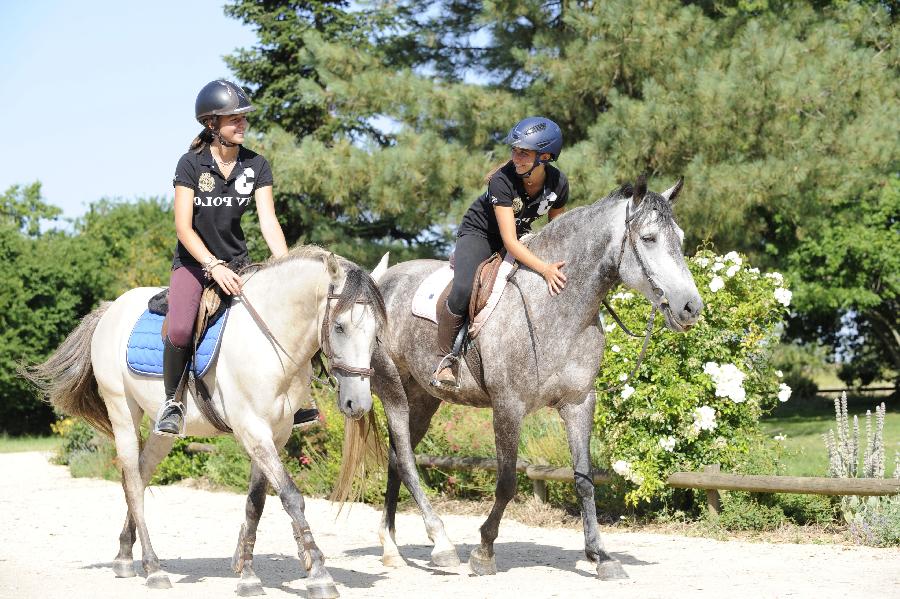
[331,410,387,506]
[20,302,113,438]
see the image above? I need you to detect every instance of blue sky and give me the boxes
[1,1,258,220]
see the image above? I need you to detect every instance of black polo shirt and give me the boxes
[458,161,569,249]
[171,145,273,269]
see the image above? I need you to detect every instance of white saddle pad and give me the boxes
[411,254,516,339]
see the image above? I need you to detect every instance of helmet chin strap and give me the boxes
[520,155,549,179]
[215,130,238,148]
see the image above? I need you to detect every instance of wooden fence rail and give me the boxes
[413,454,900,509]
[184,445,900,509]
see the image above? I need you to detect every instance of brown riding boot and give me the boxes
[432,299,466,387]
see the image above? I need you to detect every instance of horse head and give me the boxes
[617,175,703,332]
[320,253,388,419]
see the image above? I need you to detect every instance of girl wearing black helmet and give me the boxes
[433,116,569,387]
[155,80,316,435]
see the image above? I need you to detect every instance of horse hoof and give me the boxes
[382,553,405,568]
[146,571,172,589]
[468,548,497,576]
[112,559,136,578]
[306,582,340,599]
[431,549,460,568]
[596,559,628,580]
[236,577,265,596]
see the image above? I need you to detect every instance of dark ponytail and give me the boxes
[189,127,216,153]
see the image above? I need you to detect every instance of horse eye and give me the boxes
[641,235,656,243]
[334,323,345,334]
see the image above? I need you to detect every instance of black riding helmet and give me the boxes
[195,80,255,125]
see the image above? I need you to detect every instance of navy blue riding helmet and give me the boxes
[504,116,563,177]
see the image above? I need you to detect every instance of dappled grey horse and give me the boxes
[25,247,387,598]
[348,176,703,579]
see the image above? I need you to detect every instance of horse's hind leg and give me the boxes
[231,460,268,597]
[239,428,339,599]
[111,414,173,588]
[557,392,627,580]
[379,385,455,567]
[469,395,525,576]
[113,429,175,578]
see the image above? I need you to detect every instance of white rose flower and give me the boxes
[773,434,786,441]
[692,406,717,432]
[775,370,783,378]
[748,267,760,274]
[612,460,631,477]
[604,322,617,333]
[711,262,725,272]
[709,276,725,292]
[621,384,635,399]
[618,373,628,381]
[659,436,677,452]
[778,383,792,403]
[612,291,634,301]
[703,362,720,376]
[774,287,792,307]
[695,257,710,267]
[611,344,621,353]
[765,271,784,285]
[723,251,743,265]
[726,264,740,277]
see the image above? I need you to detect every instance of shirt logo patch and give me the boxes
[235,167,256,195]
[537,191,557,215]
[198,172,215,193]
[512,196,523,214]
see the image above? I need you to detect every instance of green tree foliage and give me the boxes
[2,188,175,434]
[788,177,900,385]
[224,0,897,380]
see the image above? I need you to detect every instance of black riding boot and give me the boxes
[292,406,320,428]
[154,337,191,436]
[432,299,466,387]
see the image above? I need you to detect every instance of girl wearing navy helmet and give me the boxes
[433,116,569,387]
[154,80,316,435]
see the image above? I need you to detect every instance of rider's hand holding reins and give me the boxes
[211,263,243,295]
[542,261,567,296]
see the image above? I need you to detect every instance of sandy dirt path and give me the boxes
[1,451,898,599]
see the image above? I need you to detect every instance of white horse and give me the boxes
[25,246,388,599]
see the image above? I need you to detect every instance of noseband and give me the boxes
[319,284,375,378]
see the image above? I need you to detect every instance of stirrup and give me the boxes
[153,399,186,437]
[430,353,461,390]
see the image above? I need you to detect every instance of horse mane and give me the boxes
[255,244,387,328]
[526,181,675,247]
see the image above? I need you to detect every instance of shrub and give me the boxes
[595,249,791,504]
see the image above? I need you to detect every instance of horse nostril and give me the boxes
[682,298,703,320]
[344,400,354,412]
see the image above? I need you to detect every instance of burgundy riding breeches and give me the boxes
[166,265,205,349]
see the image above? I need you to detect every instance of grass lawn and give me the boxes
[0,435,62,453]
[761,392,899,477]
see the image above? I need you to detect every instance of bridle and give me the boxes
[319,284,375,379]
[598,200,672,392]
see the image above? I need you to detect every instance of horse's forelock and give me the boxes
[332,266,387,329]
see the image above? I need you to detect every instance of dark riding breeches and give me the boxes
[447,234,500,317]
[166,265,205,349]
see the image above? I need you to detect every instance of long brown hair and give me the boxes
[189,117,216,153]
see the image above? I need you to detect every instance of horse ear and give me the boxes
[371,252,389,283]
[324,252,344,282]
[632,173,648,206]
[661,177,684,204]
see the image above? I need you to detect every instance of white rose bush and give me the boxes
[596,249,791,504]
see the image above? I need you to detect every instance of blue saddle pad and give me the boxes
[126,309,229,377]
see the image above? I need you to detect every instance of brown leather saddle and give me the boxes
[155,284,230,344]
[435,251,506,325]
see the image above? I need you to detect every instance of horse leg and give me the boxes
[379,386,454,567]
[113,429,175,578]
[239,429,339,599]
[111,416,172,588]
[231,460,268,597]
[558,392,628,580]
[469,398,525,576]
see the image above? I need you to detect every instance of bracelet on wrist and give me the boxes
[202,258,227,279]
